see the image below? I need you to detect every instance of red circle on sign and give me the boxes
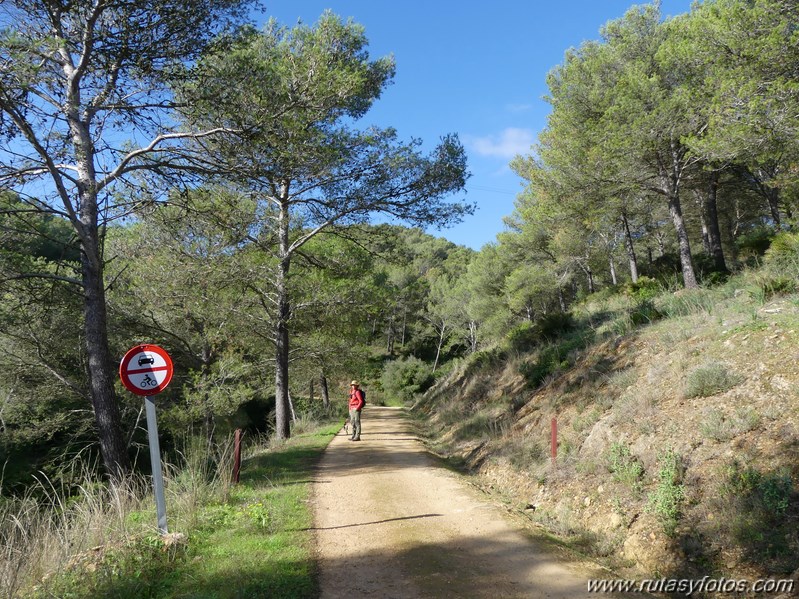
[119,344,174,396]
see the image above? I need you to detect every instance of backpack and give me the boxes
[360,388,366,405]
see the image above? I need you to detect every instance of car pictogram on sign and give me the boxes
[119,344,173,396]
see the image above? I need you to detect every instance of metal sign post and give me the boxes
[120,344,174,535]
[145,395,168,533]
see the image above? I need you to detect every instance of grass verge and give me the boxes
[19,423,339,599]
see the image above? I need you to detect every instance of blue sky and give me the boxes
[260,1,694,250]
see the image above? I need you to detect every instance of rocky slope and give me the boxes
[414,288,799,589]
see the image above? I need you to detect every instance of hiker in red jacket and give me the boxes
[348,380,365,441]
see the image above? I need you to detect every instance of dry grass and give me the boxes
[0,472,147,599]
[0,433,239,599]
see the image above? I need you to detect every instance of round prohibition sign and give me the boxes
[119,344,173,396]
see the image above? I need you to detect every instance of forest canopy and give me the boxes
[1,0,798,487]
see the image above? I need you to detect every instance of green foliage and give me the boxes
[380,356,434,403]
[736,226,775,261]
[506,322,539,352]
[518,331,590,389]
[519,347,569,389]
[765,232,799,270]
[461,346,507,379]
[537,312,575,339]
[723,461,792,517]
[757,274,798,298]
[684,362,743,398]
[628,299,662,326]
[646,449,685,536]
[623,276,660,301]
[606,443,644,489]
[717,460,796,565]
[657,287,718,318]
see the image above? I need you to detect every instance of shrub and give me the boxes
[646,448,685,536]
[519,346,569,388]
[606,442,644,490]
[684,363,743,398]
[380,356,434,403]
[722,461,792,517]
[658,288,716,318]
[454,411,510,441]
[701,407,761,441]
[752,271,797,299]
[518,331,591,389]
[736,225,775,260]
[462,346,506,379]
[623,276,661,301]
[507,321,538,352]
[629,299,662,325]
[717,461,795,564]
[506,313,574,353]
[537,312,574,339]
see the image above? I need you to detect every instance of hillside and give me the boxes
[412,276,799,586]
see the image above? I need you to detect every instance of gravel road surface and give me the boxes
[311,406,631,598]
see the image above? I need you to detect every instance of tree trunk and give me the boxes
[432,322,446,373]
[621,212,639,283]
[201,340,215,445]
[275,277,291,439]
[320,374,330,410]
[82,239,130,478]
[764,184,782,230]
[287,389,297,424]
[704,171,728,273]
[468,320,478,353]
[581,262,595,294]
[609,256,617,286]
[699,209,712,255]
[659,146,698,289]
[274,191,292,440]
[386,316,395,355]
[667,192,698,289]
[72,94,129,478]
[309,377,314,404]
[401,309,407,348]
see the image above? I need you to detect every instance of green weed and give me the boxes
[646,449,684,537]
[715,460,796,568]
[606,442,644,490]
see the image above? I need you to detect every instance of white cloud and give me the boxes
[465,128,535,159]
[505,103,534,113]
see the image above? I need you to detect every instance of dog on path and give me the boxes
[343,415,351,437]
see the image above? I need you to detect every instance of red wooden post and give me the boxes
[550,418,557,464]
[233,428,243,484]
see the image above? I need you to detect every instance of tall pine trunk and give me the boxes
[659,144,698,289]
[667,192,698,289]
[81,237,130,478]
[704,171,727,273]
[320,374,330,410]
[621,212,639,283]
[76,128,129,477]
[432,322,446,373]
[274,190,292,440]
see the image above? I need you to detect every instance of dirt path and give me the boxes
[311,406,626,598]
